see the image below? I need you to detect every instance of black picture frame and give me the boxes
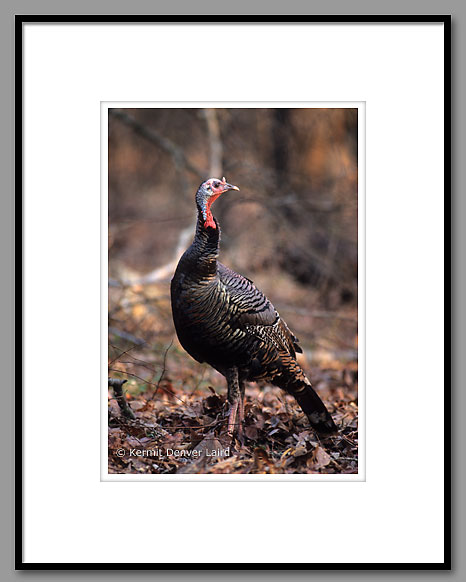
[15,14,451,571]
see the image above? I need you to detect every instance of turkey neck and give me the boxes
[182,212,220,279]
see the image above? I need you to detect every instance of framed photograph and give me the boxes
[18,15,450,568]
[103,102,363,481]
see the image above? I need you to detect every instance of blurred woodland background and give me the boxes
[108,108,358,475]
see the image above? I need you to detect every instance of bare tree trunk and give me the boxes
[273,108,291,191]
[202,108,223,177]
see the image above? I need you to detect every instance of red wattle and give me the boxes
[203,193,221,229]
[204,211,216,229]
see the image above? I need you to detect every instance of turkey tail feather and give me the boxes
[286,377,337,435]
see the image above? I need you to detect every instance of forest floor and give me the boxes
[108,365,358,475]
[108,282,358,475]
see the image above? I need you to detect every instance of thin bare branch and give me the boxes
[150,340,174,401]
[110,109,204,178]
[108,327,146,345]
[108,368,187,406]
[278,306,357,322]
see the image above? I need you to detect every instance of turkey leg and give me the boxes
[238,379,246,426]
[226,367,243,439]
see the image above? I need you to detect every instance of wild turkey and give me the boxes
[170,177,337,438]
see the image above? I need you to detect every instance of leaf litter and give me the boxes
[108,354,358,475]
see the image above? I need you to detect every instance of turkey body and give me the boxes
[172,259,295,382]
[170,179,337,436]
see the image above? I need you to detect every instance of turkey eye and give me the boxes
[213,181,220,188]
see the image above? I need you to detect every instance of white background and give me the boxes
[23,23,445,564]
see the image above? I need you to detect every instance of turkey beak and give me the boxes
[224,183,240,192]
